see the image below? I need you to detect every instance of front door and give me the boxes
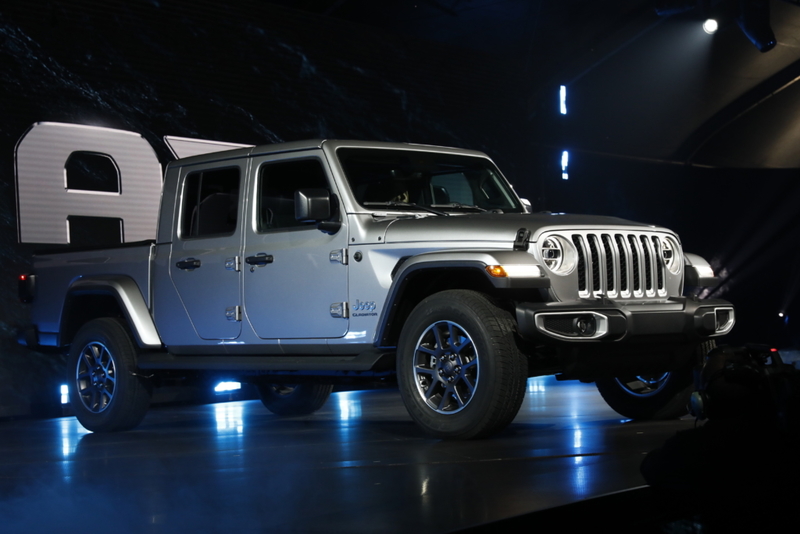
[242,153,349,339]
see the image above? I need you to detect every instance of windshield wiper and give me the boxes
[363,202,449,216]
[431,203,488,212]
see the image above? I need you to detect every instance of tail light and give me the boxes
[18,274,36,303]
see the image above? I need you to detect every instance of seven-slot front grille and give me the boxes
[569,232,670,299]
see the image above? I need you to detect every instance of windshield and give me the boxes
[337,147,524,213]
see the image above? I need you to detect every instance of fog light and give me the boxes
[573,315,597,336]
[535,311,610,340]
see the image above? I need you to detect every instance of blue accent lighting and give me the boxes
[214,381,242,393]
[561,150,569,180]
[559,85,567,115]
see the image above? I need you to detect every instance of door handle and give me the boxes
[176,258,201,270]
[245,253,274,267]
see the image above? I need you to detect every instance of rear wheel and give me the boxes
[397,290,527,439]
[68,318,152,432]
[596,340,716,420]
[257,383,333,416]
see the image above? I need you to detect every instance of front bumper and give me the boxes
[516,297,735,343]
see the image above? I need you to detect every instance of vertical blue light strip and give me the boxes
[561,150,569,180]
[560,85,567,115]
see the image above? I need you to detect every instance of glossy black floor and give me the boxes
[0,377,696,533]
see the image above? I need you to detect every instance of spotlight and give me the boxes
[738,0,776,52]
[655,0,782,53]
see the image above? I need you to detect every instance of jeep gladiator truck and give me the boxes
[17,134,735,438]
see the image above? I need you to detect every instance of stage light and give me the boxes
[559,85,567,115]
[738,0,776,52]
[561,150,569,180]
[655,0,782,52]
[60,384,69,405]
[214,381,241,393]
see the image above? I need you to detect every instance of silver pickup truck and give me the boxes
[17,131,735,438]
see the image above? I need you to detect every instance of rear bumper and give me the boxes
[17,325,59,351]
[516,297,734,343]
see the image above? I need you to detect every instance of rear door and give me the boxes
[169,162,245,340]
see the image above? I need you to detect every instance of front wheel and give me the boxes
[256,383,333,416]
[596,340,716,420]
[68,318,152,432]
[397,290,527,439]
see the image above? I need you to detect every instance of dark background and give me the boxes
[2,0,799,417]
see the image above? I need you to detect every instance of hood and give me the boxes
[382,212,660,245]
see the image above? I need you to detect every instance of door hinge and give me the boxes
[330,302,349,319]
[225,256,241,272]
[330,249,348,265]
[225,305,242,322]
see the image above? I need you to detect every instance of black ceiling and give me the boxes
[270,0,800,169]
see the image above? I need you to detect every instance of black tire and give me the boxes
[257,383,333,416]
[596,340,716,420]
[68,318,152,432]
[396,290,527,439]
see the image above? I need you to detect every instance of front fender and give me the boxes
[375,250,549,347]
[684,253,719,287]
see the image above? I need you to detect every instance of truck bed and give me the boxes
[29,242,154,346]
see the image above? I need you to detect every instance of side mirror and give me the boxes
[294,189,341,234]
[295,189,331,222]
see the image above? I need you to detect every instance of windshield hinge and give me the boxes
[514,228,531,251]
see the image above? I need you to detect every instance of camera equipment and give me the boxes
[690,344,800,436]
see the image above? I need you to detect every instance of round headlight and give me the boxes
[660,237,682,274]
[540,235,576,275]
